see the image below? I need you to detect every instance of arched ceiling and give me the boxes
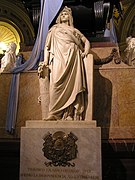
[114,0,135,51]
[0,21,20,54]
[0,0,35,53]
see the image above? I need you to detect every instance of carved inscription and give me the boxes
[20,167,99,179]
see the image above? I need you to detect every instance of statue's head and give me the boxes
[6,42,17,54]
[56,6,73,27]
[126,36,132,44]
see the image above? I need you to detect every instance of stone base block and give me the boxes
[20,121,102,180]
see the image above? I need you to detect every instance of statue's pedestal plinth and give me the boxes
[20,121,102,180]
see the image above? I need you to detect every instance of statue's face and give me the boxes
[60,11,69,23]
[6,44,11,53]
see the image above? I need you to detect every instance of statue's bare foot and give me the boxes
[65,116,73,121]
[44,115,57,121]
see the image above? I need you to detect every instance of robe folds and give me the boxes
[1,52,16,72]
[45,24,87,119]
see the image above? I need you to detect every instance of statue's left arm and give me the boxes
[81,36,90,57]
[75,28,90,58]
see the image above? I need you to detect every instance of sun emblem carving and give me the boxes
[42,131,78,167]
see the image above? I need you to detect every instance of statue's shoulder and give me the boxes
[48,24,58,32]
[73,27,83,34]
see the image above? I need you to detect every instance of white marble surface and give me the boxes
[39,54,94,121]
[20,121,101,180]
[25,120,96,128]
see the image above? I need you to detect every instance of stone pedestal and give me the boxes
[20,121,102,180]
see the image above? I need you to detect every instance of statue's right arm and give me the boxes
[44,29,52,66]
[44,46,49,66]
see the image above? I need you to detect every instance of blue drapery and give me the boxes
[6,0,63,133]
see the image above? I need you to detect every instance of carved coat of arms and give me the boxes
[42,131,78,167]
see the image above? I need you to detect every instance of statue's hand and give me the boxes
[81,51,89,58]
[81,52,85,58]
[38,61,48,78]
[38,62,44,72]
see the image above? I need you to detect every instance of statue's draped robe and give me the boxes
[1,52,16,72]
[45,24,87,118]
[126,38,135,65]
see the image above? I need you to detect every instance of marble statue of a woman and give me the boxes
[38,6,90,121]
[124,36,135,66]
[0,42,17,73]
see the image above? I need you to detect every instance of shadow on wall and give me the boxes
[92,51,112,139]
[102,143,127,180]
